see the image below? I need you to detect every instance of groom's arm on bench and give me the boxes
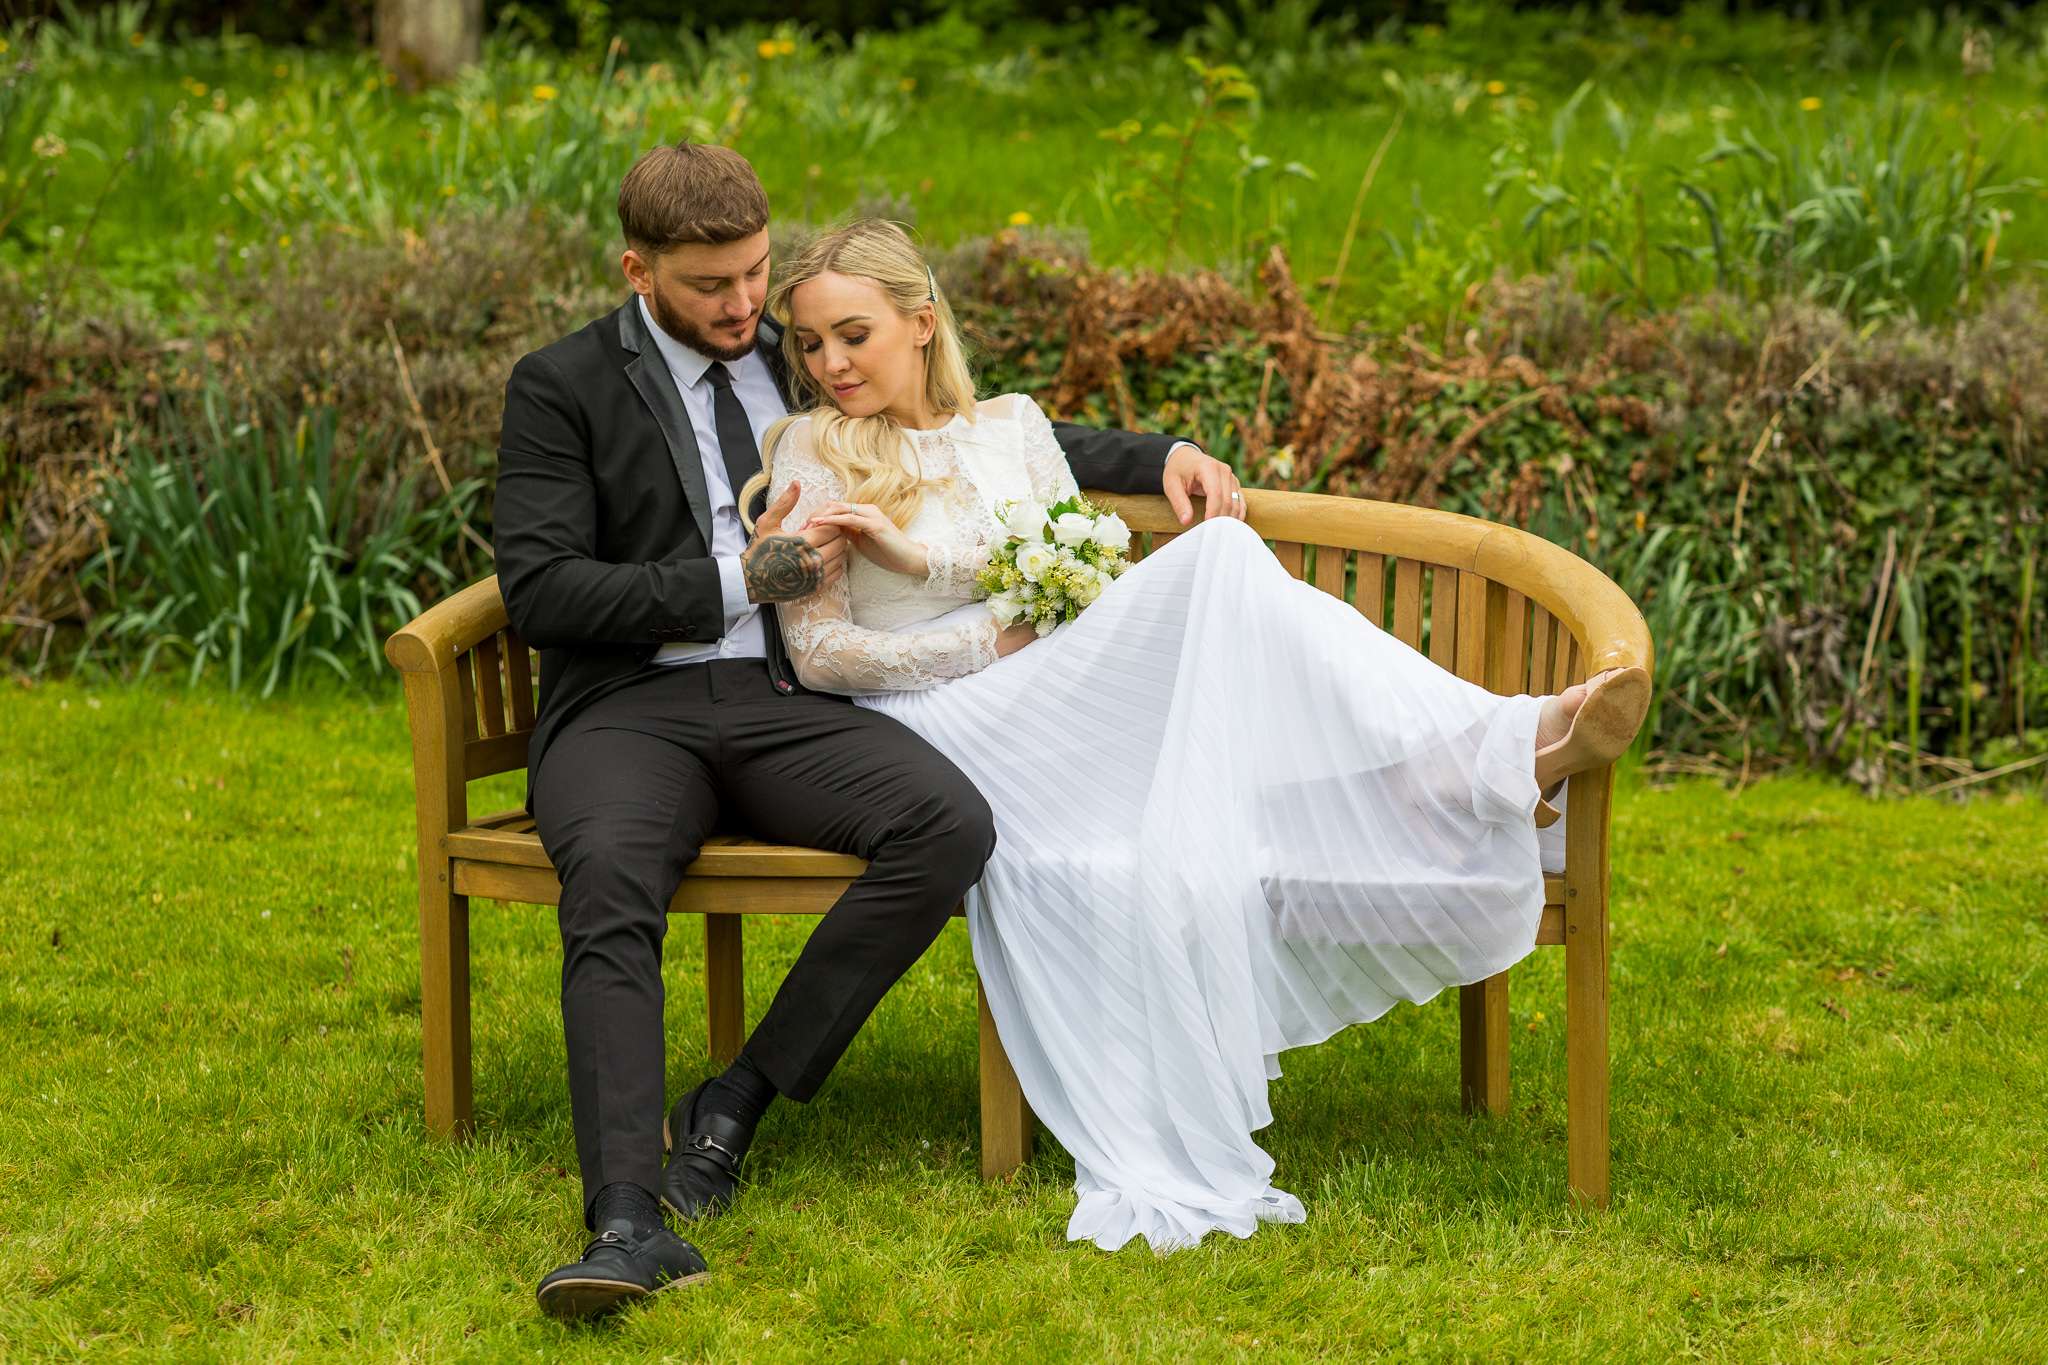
[1049,422,1174,495]
[1052,421,1240,524]
[493,351,727,650]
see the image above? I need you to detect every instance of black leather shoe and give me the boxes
[535,1218,708,1322]
[660,1080,753,1221]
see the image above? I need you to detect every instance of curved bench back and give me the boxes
[386,489,1652,801]
[1102,491,1652,705]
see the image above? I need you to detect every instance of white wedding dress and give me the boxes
[770,395,1565,1253]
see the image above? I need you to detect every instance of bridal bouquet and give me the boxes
[978,494,1133,636]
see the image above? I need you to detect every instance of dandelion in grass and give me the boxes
[1008,211,1033,226]
[980,495,1132,636]
[532,84,559,101]
[1799,96,1823,111]
[1485,81,1506,96]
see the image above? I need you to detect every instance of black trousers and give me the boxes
[530,658,996,1223]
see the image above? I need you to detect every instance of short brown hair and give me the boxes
[617,142,770,253]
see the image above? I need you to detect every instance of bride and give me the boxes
[739,220,1645,1253]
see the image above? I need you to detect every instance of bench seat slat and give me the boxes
[447,838,1566,938]
[446,824,869,877]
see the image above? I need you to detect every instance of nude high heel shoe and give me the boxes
[1532,665,1650,828]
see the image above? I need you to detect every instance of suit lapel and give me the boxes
[617,299,715,550]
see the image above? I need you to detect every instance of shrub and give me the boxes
[85,388,480,694]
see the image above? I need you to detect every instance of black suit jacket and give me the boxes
[493,297,1182,789]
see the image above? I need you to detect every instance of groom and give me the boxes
[495,141,1244,1320]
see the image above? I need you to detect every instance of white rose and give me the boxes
[1001,501,1049,541]
[1015,541,1057,582]
[1051,511,1096,547]
[1090,512,1130,552]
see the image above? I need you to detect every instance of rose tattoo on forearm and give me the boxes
[744,534,824,603]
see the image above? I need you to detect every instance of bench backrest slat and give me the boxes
[1311,545,1345,599]
[505,629,536,731]
[1354,552,1385,628]
[456,649,480,743]
[1427,566,1458,672]
[473,634,506,739]
[1391,558,1423,651]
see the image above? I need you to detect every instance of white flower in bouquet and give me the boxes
[1072,563,1108,605]
[1015,541,1058,582]
[1001,500,1048,541]
[978,493,1134,637]
[1050,511,1097,547]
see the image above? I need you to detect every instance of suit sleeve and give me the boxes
[492,351,727,649]
[1049,419,1182,495]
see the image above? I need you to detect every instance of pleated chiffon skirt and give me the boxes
[859,515,1556,1252]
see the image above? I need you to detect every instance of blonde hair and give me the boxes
[739,219,976,534]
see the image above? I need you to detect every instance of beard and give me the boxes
[647,288,758,363]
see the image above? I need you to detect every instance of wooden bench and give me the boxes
[384,489,1652,1206]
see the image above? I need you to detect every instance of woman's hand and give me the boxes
[802,501,929,578]
[994,621,1040,658]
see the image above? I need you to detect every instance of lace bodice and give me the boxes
[770,393,1082,694]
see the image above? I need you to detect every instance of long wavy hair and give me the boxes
[739,219,976,533]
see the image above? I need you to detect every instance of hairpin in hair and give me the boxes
[926,266,937,302]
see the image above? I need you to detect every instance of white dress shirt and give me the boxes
[637,295,789,667]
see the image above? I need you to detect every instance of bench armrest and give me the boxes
[385,575,510,675]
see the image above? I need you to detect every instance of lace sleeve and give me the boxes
[922,533,989,599]
[768,418,999,695]
[918,470,997,599]
[1012,394,1082,506]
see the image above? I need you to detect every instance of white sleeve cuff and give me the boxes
[716,555,753,630]
[1166,440,1203,464]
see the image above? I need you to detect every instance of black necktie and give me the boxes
[704,361,763,523]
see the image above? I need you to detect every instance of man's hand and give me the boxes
[1161,442,1246,525]
[743,481,848,604]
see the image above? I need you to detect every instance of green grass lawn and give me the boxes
[2,679,2044,1359]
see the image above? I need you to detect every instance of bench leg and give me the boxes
[1565,768,1612,1209]
[978,980,1033,1178]
[420,878,473,1139]
[1460,973,1511,1115]
[705,915,745,1068]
